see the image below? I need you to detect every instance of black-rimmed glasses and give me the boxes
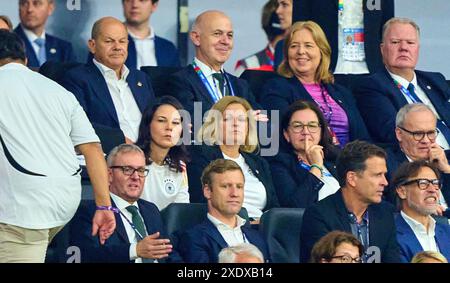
[330,254,362,263]
[398,126,439,141]
[400,178,442,190]
[110,166,149,177]
[289,121,321,133]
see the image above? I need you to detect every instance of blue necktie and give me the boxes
[34,38,47,66]
[408,83,450,144]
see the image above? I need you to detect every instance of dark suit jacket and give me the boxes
[60,61,155,130]
[15,25,76,69]
[69,199,182,263]
[287,0,394,73]
[268,148,339,208]
[178,218,269,263]
[354,69,450,145]
[260,76,371,143]
[165,64,260,118]
[300,189,400,263]
[395,213,450,263]
[187,145,279,212]
[127,35,180,69]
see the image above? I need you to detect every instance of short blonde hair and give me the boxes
[278,21,334,84]
[197,96,258,153]
[411,251,448,263]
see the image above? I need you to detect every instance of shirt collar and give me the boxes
[21,25,46,42]
[387,68,418,89]
[128,26,155,40]
[110,192,138,212]
[92,58,130,81]
[194,57,224,78]
[401,210,436,234]
[207,213,247,229]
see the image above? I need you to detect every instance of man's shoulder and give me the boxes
[45,33,73,48]
[154,35,177,50]
[137,198,160,213]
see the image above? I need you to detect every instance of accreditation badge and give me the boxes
[342,28,365,62]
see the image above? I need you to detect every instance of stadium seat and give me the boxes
[140,66,182,97]
[39,60,82,85]
[239,69,280,103]
[259,207,305,263]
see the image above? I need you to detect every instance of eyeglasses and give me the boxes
[110,166,149,177]
[289,121,321,133]
[330,254,362,263]
[398,126,439,141]
[400,178,442,190]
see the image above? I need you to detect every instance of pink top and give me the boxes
[303,83,349,146]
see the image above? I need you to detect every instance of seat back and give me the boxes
[239,69,280,103]
[39,61,82,84]
[259,207,305,263]
[140,66,182,97]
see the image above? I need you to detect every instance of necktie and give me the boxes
[408,83,450,143]
[126,205,147,239]
[34,38,47,66]
[212,72,229,98]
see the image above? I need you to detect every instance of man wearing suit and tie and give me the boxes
[61,17,155,143]
[70,144,181,263]
[392,161,450,263]
[178,159,269,263]
[354,17,450,148]
[166,10,262,120]
[15,0,75,69]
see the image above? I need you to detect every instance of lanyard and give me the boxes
[309,84,334,124]
[114,208,145,240]
[192,61,235,103]
[298,161,332,177]
[393,79,419,103]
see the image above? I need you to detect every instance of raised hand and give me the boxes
[428,143,450,173]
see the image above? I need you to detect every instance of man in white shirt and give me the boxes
[70,144,181,263]
[0,30,114,263]
[178,159,268,263]
[122,0,180,69]
[61,17,155,144]
[393,160,450,262]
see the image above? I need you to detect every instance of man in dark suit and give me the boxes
[122,0,180,69]
[15,0,75,69]
[70,144,181,263]
[354,17,450,147]
[165,10,263,120]
[61,17,155,143]
[178,159,269,263]
[391,160,450,263]
[300,141,400,263]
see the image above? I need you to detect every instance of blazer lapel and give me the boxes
[333,190,353,232]
[416,76,450,124]
[127,72,148,112]
[138,200,156,235]
[435,225,450,260]
[111,199,129,243]
[15,25,39,68]
[204,219,228,249]
[395,214,423,256]
[187,65,216,104]
[125,34,137,70]
[45,35,57,62]
[382,68,410,108]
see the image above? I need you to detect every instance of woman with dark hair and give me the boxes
[268,100,340,208]
[136,96,190,210]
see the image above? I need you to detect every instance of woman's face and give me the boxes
[288,29,322,83]
[283,109,321,153]
[221,103,248,146]
[150,104,183,149]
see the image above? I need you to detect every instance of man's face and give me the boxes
[191,12,233,71]
[275,0,293,30]
[397,166,440,216]
[108,151,146,203]
[123,0,157,26]
[88,20,129,72]
[381,22,419,73]
[204,170,244,218]
[396,110,437,160]
[351,156,388,205]
[19,0,54,32]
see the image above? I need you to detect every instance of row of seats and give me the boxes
[45,203,305,263]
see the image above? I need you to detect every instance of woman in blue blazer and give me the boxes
[261,21,370,147]
[268,100,341,208]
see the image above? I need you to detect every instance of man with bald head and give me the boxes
[166,10,261,119]
[61,17,155,144]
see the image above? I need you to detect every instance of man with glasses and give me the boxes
[70,144,181,263]
[392,160,450,263]
[386,103,450,207]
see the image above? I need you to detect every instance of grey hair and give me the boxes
[395,103,434,127]
[218,243,264,263]
[382,17,420,43]
[106,144,144,167]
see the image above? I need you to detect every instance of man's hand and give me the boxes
[252,110,269,122]
[92,210,116,245]
[136,232,173,259]
[429,143,450,173]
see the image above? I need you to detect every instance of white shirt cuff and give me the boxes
[129,242,138,260]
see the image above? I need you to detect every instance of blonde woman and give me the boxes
[187,96,279,220]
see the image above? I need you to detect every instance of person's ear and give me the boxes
[88,39,96,55]
[283,129,290,144]
[346,171,357,188]
[396,186,407,200]
[395,127,403,142]
[203,184,212,200]
[190,30,201,47]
